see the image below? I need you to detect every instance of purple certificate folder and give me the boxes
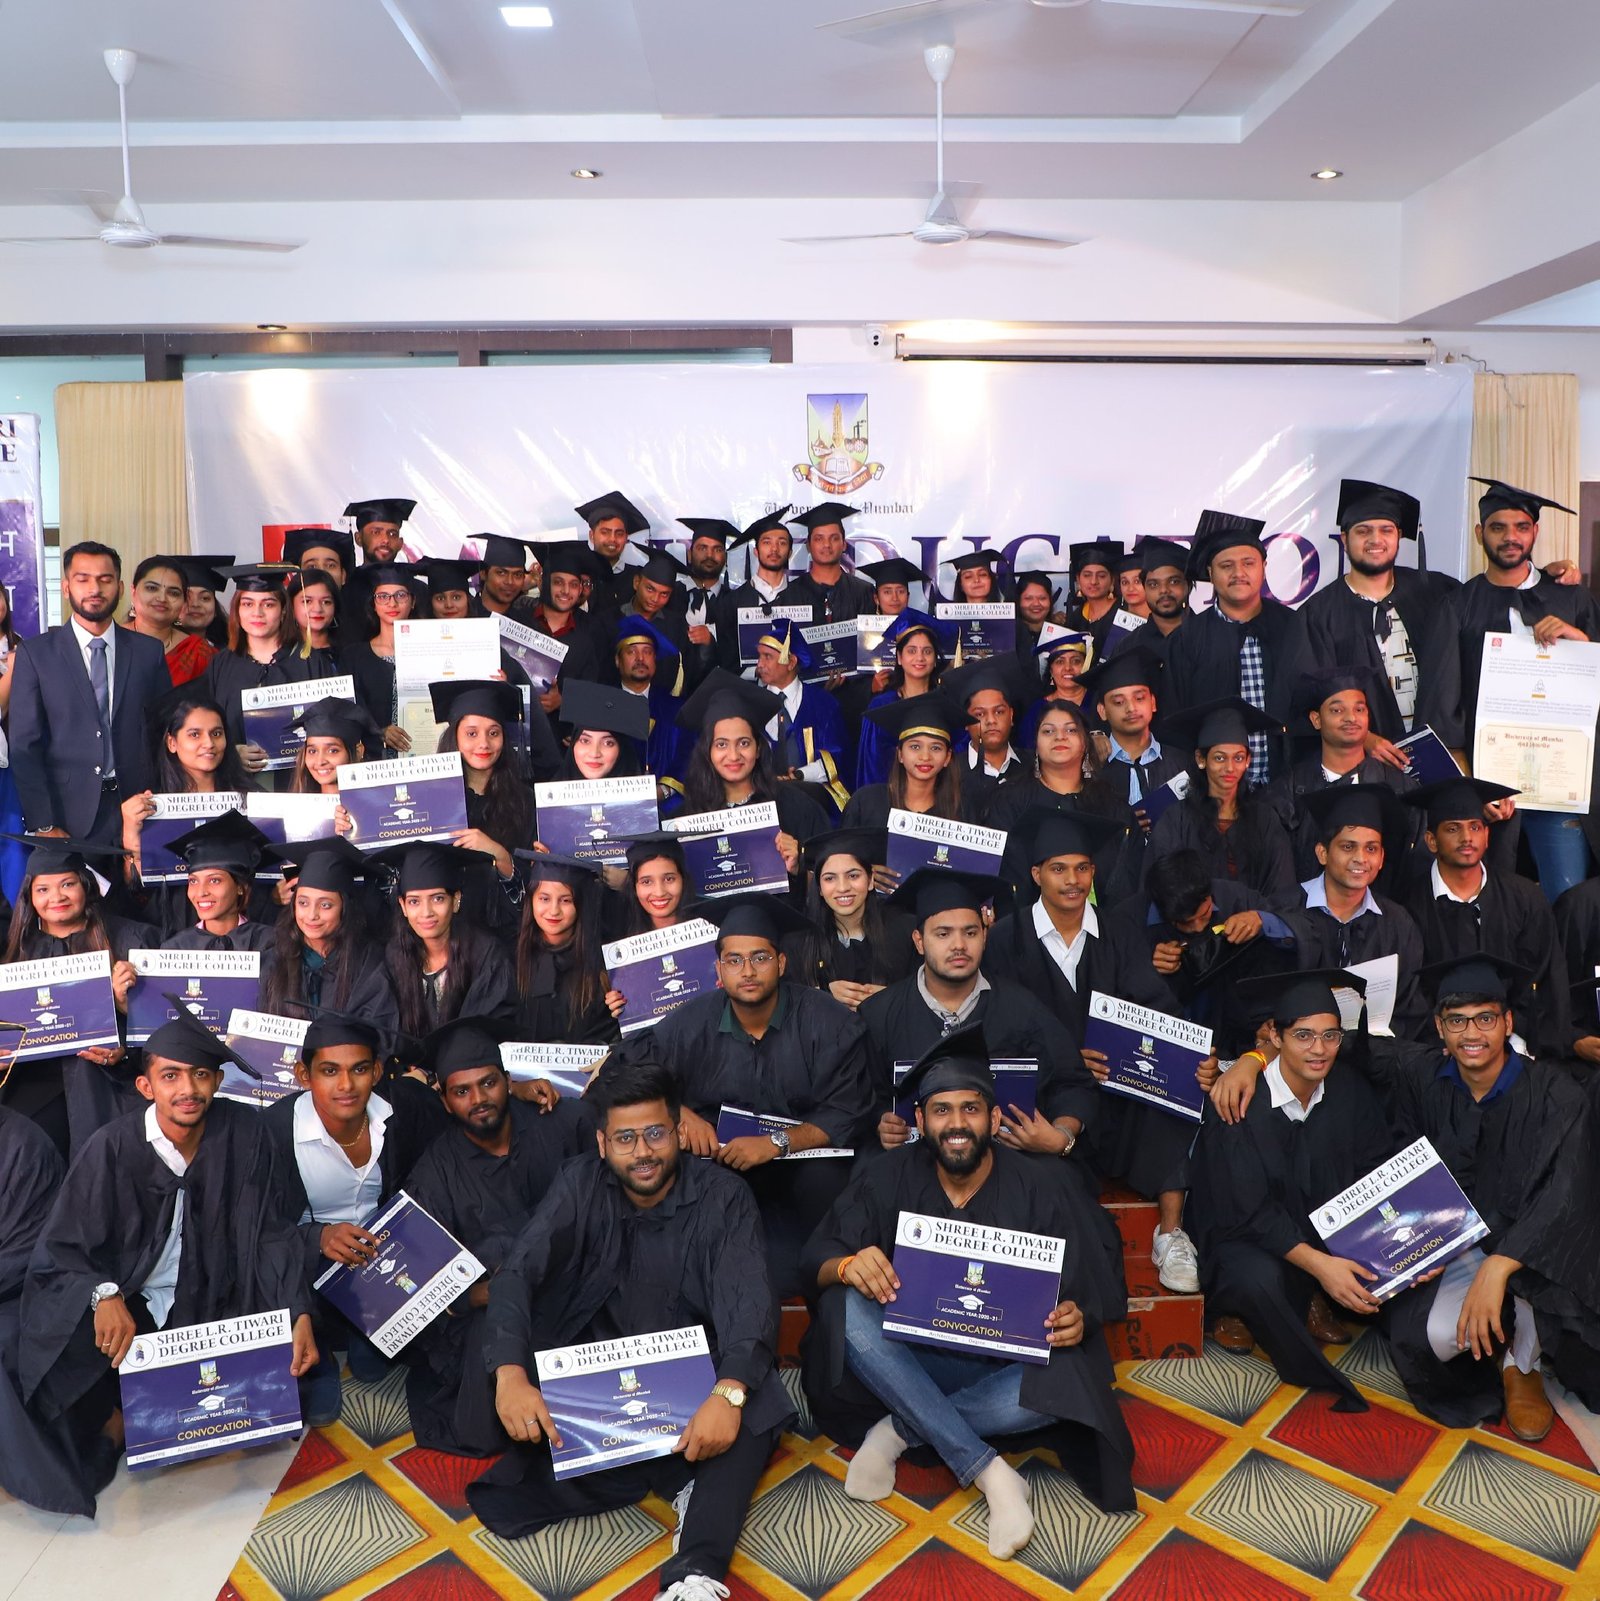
[1395,725,1464,787]
[533,776,660,868]
[139,792,249,883]
[337,752,469,850]
[883,1211,1064,1365]
[1083,991,1212,1123]
[502,1041,610,1099]
[0,951,119,1060]
[125,950,262,1045]
[893,1059,1037,1137]
[1311,1136,1489,1302]
[736,605,811,666]
[668,802,788,896]
[240,675,355,771]
[536,1325,716,1480]
[602,919,721,1035]
[219,1008,309,1108]
[498,614,569,693]
[802,619,858,680]
[715,1105,852,1158]
[884,809,1006,891]
[857,615,897,675]
[1136,770,1191,827]
[935,604,1015,663]
[120,1309,301,1471]
[312,1191,484,1357]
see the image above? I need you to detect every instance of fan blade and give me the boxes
[817,0,997,39]
[0,235,100,245]
[33,187,120,224]
[783,232,917,244]
[965,229,1082,248]
[155,233,304,253]
[1102,0,1307,14]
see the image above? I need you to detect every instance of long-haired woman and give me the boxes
[286,568,344,677]
[841,692,975,832]
[129,555,215,686]
[201,565,311,778]
[513,852,618,1044]
[611,832,690,939]
[341,563,418,757]
[155,810,276,952]
[854,610,946,789]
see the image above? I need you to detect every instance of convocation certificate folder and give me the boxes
[1084,991,1212,1123]
[667,802,788,897]
[240,675,355,771]
[121,1308,301,1471]
[934,603,1015,662]
[602,919,720,1035]
[802,619,858,679]
[532,775,659,868]
[0,950,119,1060]
[714,1105,852,1159]
[536,1324,716,1481]
[892,1059,1038,1138]
[140,792,248,882]
[501,1040,610,1099]
[220,1008,309,1108]
[884,1212,1064,1365]
[313,1191,484,1357]
[337,752,469,849]
[737,606,811,667]
[1311,1136,1489,1302]
[884,809,1006,888]
[125,949,262,1045]
[497,614,568,693]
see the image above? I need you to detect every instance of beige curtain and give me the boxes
[55,380,188,576]
[1467,372,1579,574]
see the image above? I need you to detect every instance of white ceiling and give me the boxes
[0,0,1599,207]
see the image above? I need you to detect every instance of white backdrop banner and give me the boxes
[0,413,46,637]
[184,361,1475,602]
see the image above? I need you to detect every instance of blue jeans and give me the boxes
[842,1292,1053,1485]
[1519,809,1591,902]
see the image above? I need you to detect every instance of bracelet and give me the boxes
[835,1254,857,1282]
[1238,1049,1268,1070]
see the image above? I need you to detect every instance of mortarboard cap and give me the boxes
[344,498,416,530]
[1189,512,1267,579]
[1470,477,1575,523]
[1013,806,1126,866]
[1302,782,1407,843]
[282,528,355,574]
[575,492,650,535]
[692,890,810,945]
[864,691,971,746]
[631,545,691,587]
[787,502,859,534]
[222,563,296,592]
[429,678,522,729]
[1419,953,1528,1006]
[176,553,235,593]
[619,830,687,874]
[857,556,925,591]
[801,826,887,878]
[942,653,1030,713]
[146,998,259,1077]
[1068,540,1123,576]
[478,534,541,570]
[3,832,129,879]
[413,558,480,597]
[370,840,492,895]
[728,508,794,552]
[557,678,652,743]
[674,667,783,736]
[540,542,605,584]
[897,1022,996,1106]
[1292,666,1375,719]
[678,518,741,548]
[513,848,604,888]
[418,1015,515,1082]
[274,837,369,898]
[164,810,272,878]
[1136,538,1192,577]
[1157,696,1280,751]
[1400,776,1518,831]
[612,614,680,661]
[1033,632,1092,674]
[880,608,946,655]
[1080,645,1162,701]
[753,615,811,670]
[1115,549,1145,574]
[300,1005,384,1059]
[289,695,380,751]
[1336,479,1420,541]
[1234,967,1365,1029]
[949,549,1003,573]
[887,866,1002,922]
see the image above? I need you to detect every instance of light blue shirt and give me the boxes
[1106,736,1164,806]
[1300,874,1382,924]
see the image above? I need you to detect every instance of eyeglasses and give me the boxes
[1286,1027,1345,1047]
[1440,1010,1503,1033]
[719,950,776,971]
[373,588,411,604]
[606,1124,674,1151]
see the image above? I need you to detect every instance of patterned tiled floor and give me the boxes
[220,1332,1600,1600]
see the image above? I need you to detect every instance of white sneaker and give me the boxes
[1152,1226,1201,1294]
[669,1479,695,1555]
[655,1577,730,1601]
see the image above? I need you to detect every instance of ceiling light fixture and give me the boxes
[501,5,553,26]
[1311,168,1343,181]
[256,323,288,332]
[570,168,602,180]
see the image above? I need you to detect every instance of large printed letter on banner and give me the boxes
[0,415,45,638]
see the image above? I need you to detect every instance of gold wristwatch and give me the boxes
[710,1382,747,1409]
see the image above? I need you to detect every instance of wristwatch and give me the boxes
[710,1382,747,1409]
[768,1128,791,1159]
[90,1282,122,1310]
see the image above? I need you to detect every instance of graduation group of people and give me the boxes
[2,472,1600,1601]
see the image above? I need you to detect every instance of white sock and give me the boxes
[976,1457,1034,1559]
[844,1415,906,1502]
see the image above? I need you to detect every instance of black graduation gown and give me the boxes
[1063,602,1130,660]
[1262,753,1422,889]
[839,782,984,832]
[983,911,1193,1200]
[392,924,518,1037]
[0,1107,98,1517]
[1280,890,1429,1042]
[469,1153,794,1536]
[858,976,1100,1136]
[162,919,277,953]
[203,648,314,747]
[1552,878,1600,1050]
[1146,787,1299,912]
[401,1097,591,1454]
[339,640,400,734]
[515,946,619,1046]
[1300,569,1465,745]
[259,940,399,1050]
[1163,602,1312,782]
[21,1100,310,1423]
[797,1141,1135,1512]
[780,907,919,994]
[782,570,876,625]
[1106,614,1184,665]
[1357,1042,1600,1424]
[649,983,878,1298]
[1188,1065,1394,1406]
[981,777,1140,914]
[1400,867,1570,1060]
[263,1078,451,1286]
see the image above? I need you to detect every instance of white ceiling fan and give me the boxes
[820,0,1306,39]
[785,44,1081,250]
[0,48,303,254]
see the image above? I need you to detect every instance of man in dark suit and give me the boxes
[10,541,172,844]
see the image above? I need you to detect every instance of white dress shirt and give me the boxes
[1264,1058,1325,1124]
[292,1091,392,1225]
[139,1104,189,1328]
[766,678,828,783]
[70,616,116,719]
[749,573,789,603]
[1430,860,1487,903]
[1032,898,1099,990]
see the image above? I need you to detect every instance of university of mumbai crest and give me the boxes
[794,393,883,495]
